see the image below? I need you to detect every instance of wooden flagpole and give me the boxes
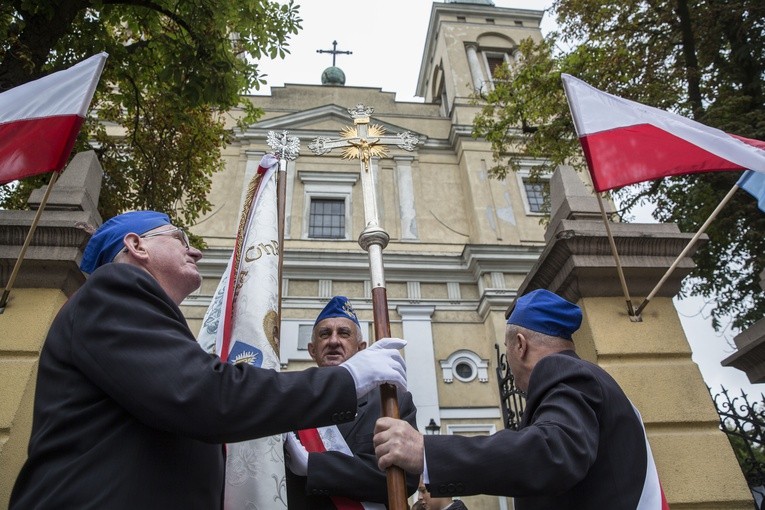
[596,192,637,317]
[267,130,300,353]
[634,183,740,316]
[0,170,60,313]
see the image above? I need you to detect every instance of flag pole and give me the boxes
[562,76,636,317]
[266,130,300,353]
[0,170,60,313]
[596,192,637,317]
[634,183,740,316]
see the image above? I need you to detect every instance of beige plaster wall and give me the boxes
[432,318,497,408]
[576,296,752,508]
[0,289,67,508]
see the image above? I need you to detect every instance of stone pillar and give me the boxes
[508,165,751,508]
[0,152,103,506]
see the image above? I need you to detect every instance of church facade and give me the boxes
[182,2,547,508]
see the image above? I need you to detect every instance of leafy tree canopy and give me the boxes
[472,0,765,332]
[0,0,301,237]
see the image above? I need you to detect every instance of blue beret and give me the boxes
[314,296,360,328]
[507,289,582,340]
[80,211,171,274]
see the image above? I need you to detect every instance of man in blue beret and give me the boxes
[11,212,408,510]
[284,296,419,509]
[374,289,666,510]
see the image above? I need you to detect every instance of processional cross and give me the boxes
[309,104,419,510]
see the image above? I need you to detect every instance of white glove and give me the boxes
[284,432,309,476]
[340,337,407,398]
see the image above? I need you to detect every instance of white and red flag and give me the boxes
[561,73,765,192]
[0,52,108,185]
[198,154,286,508]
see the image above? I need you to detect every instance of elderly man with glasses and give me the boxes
[11,210,408,510]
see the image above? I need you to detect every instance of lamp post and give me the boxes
[425,418,441,435]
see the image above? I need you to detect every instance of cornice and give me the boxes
[197,244,542,284]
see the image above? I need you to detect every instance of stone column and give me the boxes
[0,152,103,506]
[465,43,485,93]
[508,165,751,508]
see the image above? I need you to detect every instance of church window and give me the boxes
[523,179,548,213]
[455,361,475,380]
[485,53,508,80]
[309,198,345,238]
[440,350,489,383]
[299,170,358,240]
[297,324,313,350]
[515,161,550,215]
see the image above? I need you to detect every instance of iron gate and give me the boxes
[712,386,765,509]
[495,343,526,430]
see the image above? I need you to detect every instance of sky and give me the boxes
[251,0,762,399]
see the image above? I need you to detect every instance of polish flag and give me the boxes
[561,73,765,192]
[0,52,108,185]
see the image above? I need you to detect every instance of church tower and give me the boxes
[416,0,544,116]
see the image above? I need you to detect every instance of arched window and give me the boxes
[440,349,489,383]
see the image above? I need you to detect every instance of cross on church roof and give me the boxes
[316,40,352,67]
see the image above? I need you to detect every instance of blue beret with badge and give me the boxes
[507,289,582,341]
[314,296,360,328]
[80,210,171,274]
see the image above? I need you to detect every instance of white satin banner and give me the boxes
[199,154,287,509]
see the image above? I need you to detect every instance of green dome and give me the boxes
[321,66,346,86]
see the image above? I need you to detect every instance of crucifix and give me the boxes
[316,40,352,67]
[309,104,419,510]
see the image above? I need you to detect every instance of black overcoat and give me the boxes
[424,350,651,510]
[11,264,357,509]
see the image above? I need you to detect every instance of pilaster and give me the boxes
[397,305,439,431]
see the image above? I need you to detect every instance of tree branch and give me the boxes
[101,0,198,41]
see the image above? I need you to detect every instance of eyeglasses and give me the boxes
[140,227,190,250]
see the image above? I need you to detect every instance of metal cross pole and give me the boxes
[309,104,419,510]
[316,40,352,67]
[266,130,301,354]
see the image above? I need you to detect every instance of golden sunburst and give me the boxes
[339,124,390,161]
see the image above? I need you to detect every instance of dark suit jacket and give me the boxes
[287,388,419,508]
[10,263,358,510]
[424,350,650,510]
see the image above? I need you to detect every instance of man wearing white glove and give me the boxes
[285,296,418,509]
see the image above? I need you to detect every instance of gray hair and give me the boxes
[506,324,572,348]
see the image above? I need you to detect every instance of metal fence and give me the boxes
[712,386,765,509]
[495,343,526,431]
